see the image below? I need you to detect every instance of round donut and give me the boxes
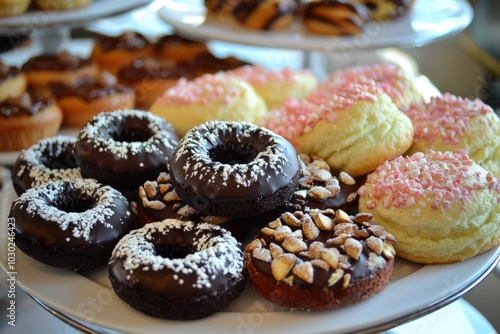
[11,135,81,196]
[108,219,246,320]
[245,209,396,310]
[402,93,500,178]
[309,63,423,108]
[9,178,138,271]
[358,150,500,264]
[169,121,301,217]
[74,109,179,193]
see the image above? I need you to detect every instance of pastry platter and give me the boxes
[158,0,473,51]
[1,179,499,334]
[0,0,151,34]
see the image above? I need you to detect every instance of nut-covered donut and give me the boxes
[9,179,138,271]
[74,109,179,193]
[245,209,396,310]
[108,220,246,319]
[11,135,81,196]
[169,121,301,217]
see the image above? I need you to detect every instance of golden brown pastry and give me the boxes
[233,0,298,30]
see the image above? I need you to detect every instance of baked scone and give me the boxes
[302,0,371,36]
[150,73,267,136]
[264,83,414,177]
[0,61,27,101]
[358,150,500,264]
[310,63,423,108]
[226,65,318,109]
[403,93,500,178]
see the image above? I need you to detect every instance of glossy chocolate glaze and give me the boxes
[0,62,21,83]
[109,221,245,298]
[0,91,53,118]
[11,135,81,196]
[304,0,371,31]
[22,52,93,71]
[95,32,151,52]
[10,179,137,250]
[170,121,300,203]
[48,77,134,102]
[233,0,297,30]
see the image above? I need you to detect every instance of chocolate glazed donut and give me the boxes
[9,179,138,271]
[169,121,301,217]
[108,220,246,319]
[74,110,179,194]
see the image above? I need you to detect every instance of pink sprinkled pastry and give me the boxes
[358,150,500,264]
[226,65,318,109]
[402,93,500,177]
[309,63,423,108]
[263,82,414,177]
[150,72,267,136]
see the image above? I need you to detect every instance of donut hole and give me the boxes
[112,120,154,143]
[53,194,94,213]
[209,142,258,165]
[155,243,196,259]
[41,144,77,169]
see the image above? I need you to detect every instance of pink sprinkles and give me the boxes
[155,72,243,106]
[263,83,381,145]
[310,63,411,106]
[402,93,495,146]
[227,64,312,86]
[358,150,500,213]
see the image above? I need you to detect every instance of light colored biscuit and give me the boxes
[226,65,318,110]
[264,83,414,177]
[150,72,267,136]
[310,63,423,108]
[403,93,500,177]
[358,150,500,264]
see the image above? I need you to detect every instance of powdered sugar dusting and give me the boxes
[15,135,82,187]
[174,121,292,188]
[77,109,177,159]
[402,93,496,146]
[20,179,131,242]
[358,150,500,212]
[110,220,244,289]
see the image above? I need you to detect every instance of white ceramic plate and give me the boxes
[1,181,499,334]
[158,0,473,51]
[0,0,151,33]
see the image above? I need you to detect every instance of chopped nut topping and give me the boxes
[293,262,314,283]
[313,212,334,231]
[282,236,308,253]
[303,217,320,240]
[342,273,351,287]
[246,239,263,252]
[311,259,330,270]
[366,235,383,255]
[335,209,352,223]
[261,227,276,236]
[269,242,284,259]
[344,238,363,260]
[382,243,396,260]
[271,253,296,281]
[321,248,340,269]
[281,212,302,228]
[163,189,181,202]
[308,186,332,200]
[327,268,344,287]
[274,225,293,242]
[339,171,356,185]
[268,218,282,229]
[253,248,272,262]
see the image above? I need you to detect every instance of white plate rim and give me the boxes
[1,180,499,334]
[158,0,473,51]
